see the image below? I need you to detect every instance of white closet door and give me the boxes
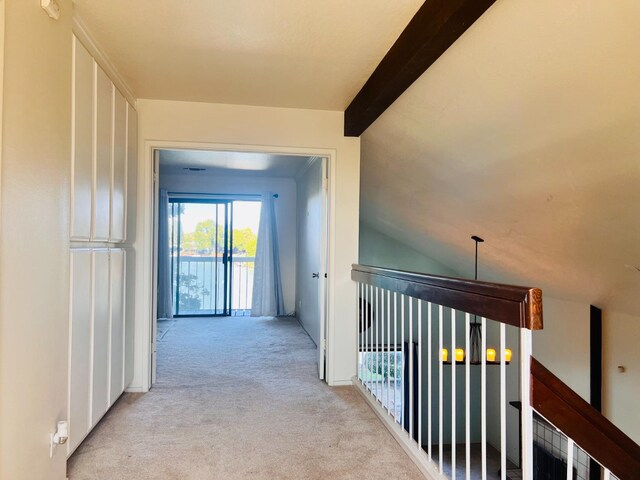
[110,89,127,242]
[91,250,110,425]
[125,103,138,242]
[124,248,135,387]
[69,250,92,454]
[109,249,125,404]
[93,65,112,241]
[71,38,93,240]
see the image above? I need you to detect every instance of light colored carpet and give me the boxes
[67,316,424,479]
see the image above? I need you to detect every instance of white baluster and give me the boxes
[365,284,369,392]
[418,299,422,451]
[409,297,414,440]
[394,291,398,422]
[451,309,457,479]
[358,282,363,384]
[427,302,432,459]
[465,313,471,480]
[381,288,385,407]
[603,468,611,480]
[520,328,533,480]
[500,322,506,480]
[566,438,574,480]
[375,287,380,401]
[369,285,374,395]
[401,294,406,431]
[481,317,487,480]
[387,290,395,415]
[439,304,444,473]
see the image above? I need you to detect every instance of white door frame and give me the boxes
[135,140,336,392]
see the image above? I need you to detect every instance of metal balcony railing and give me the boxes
[172,256,254,316]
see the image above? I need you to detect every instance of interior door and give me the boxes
[302,157,329,380]
[318,158,329,380]
[151,151,159,385]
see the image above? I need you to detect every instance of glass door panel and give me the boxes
[170,200,231,316]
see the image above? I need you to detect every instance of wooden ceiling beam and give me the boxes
[344,0,497,137]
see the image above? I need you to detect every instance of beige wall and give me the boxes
[0,1,72,479]
[133,100,360,389]
[603,310,640,442]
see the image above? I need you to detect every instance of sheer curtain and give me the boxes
[251,192,285,317]
[157,189,173,319]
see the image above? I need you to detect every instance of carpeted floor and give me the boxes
[67,316,424,479]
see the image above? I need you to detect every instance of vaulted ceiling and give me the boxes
[73,0,423,109]
[360,0,640,315]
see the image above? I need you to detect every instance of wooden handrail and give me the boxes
[531,357,640,480]
[351,264,543,330]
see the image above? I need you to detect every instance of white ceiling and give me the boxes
[73,0,423,110]
[361,0,640,316]
[159,149,313,178]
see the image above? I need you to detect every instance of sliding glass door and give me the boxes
[169,199,232,316]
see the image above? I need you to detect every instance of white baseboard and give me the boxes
[328,378,353,387]
[125,386,147,393]
[351,376,447,480]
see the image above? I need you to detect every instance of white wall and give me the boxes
[160,172,297,314]
[360,222,458,277]
[134,100,360,389]
[0,2,71,479]
[603,310,640,443]
[533,298,591,400]
[296,158,323,345]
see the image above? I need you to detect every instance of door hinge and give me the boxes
[321,339,327,351]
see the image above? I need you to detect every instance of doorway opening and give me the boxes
[169,198,260,317]
[152,148,330,385]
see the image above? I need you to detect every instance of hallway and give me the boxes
[67,317,424,479]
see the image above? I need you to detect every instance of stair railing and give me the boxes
[351,264,638,480]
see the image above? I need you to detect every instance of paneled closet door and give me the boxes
[125,103,138,243]
[71,38,93,240]
[109,249,125,405]
[69,249,92,454]
[93,65,112,241]
[91,250,110,425]
[110,89,127,242]
[124,247,136,388]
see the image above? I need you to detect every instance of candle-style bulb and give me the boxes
[505,348,512,362]
[441,348,449,362]
[486,348,496,362]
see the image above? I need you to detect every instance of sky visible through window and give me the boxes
[180,201,261,234]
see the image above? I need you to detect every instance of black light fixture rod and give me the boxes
[471,235,484,281]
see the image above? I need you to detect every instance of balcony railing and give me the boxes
[172,256,254,316]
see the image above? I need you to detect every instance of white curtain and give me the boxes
[251,192,285,317]
[157,189,173,319]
